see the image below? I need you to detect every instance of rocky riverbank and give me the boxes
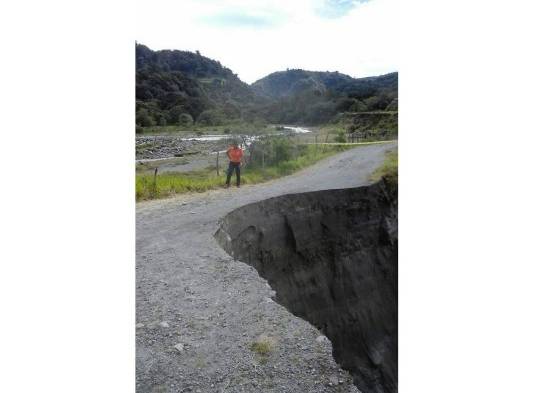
[136,135,232,161]
[136,127,313,161]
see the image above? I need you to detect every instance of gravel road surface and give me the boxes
[136,142,397,393]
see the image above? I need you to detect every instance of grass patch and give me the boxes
[370,148,398,183]
[136,144,354,201]
[136,157,189,173]
[250,340,273,355]
[250,335,276,363]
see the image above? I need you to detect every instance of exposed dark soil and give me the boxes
[215,180,398,393]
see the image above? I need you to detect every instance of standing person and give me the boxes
[225,141,243,188]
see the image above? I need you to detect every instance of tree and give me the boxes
[335,97,356,112]
[179,113,193,126]
[136,108,154,127]
[364,93,391,111]
[385,98,398,111]
[166,106,185,124]
[349,99,368,112]
[197,110,224,126]
[222,102,241,119]
[158,116,167,126]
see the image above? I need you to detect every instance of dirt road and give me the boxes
[136,142,397,393]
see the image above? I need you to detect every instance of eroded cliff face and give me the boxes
[215,180,398,393]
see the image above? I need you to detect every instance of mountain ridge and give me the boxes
[136,43,398,127]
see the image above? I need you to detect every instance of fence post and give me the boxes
[315,135,318,155]
[262,150,265,171]
[153,167,158,186]
[322,132,329,153]
[216,151,220,176]
[248,145,254,167]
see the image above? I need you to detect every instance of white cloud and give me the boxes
[136,0,398,83]
[315,0,370,19]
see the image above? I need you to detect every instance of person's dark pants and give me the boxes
[226,161,241,186]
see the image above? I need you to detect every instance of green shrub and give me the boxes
[250,338,274,356]
[334,130,347,143]
[271,138,293,164]
[197,109,224,126]
[179,113,193,126]
[136,108,155,127]
[166,106,185,124]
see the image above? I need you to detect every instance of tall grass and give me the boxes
[370,149,398,183]
[136,145,351,201]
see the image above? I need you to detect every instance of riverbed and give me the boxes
[136,126,314,174]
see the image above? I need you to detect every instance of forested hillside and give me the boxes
[135,43,266,127]
[252,69,356,98]
[136,43,398,128]
[253,70,397,124]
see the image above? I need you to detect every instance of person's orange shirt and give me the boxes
[227,147,243,163]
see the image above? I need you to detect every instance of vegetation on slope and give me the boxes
[136,43,267,128]
[253,69,398,125]
[136,43,398,130]
[371,148,398,184]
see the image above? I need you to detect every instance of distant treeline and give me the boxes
[136,43,398,130]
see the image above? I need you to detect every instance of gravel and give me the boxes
[136,142,396,392]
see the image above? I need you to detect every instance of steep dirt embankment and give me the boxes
[215,180,398,393]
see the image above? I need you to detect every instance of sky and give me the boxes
[136,0,398,84]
